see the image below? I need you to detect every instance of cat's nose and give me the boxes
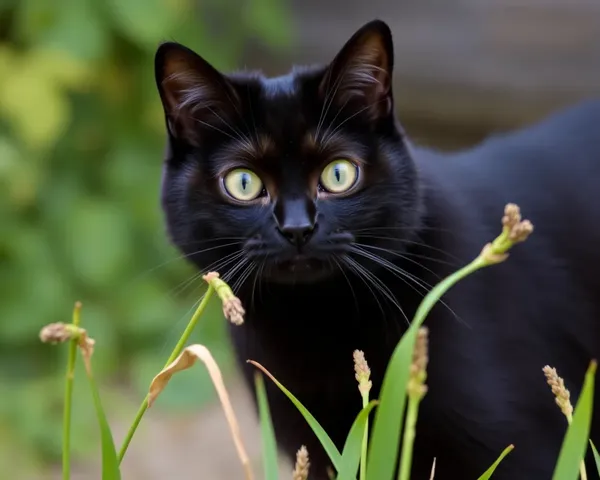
[278,223,315,247]
[273,197,317,248]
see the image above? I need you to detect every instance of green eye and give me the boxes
[320,159,359,193]
[223,168,263,201]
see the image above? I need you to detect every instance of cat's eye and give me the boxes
[320,159,359,194]
[223,168,264,202]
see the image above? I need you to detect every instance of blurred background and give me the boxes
[0,1,599,479]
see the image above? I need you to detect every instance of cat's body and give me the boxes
[230,100,600,479]
[154,20,600,479]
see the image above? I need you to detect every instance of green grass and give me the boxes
[40,203,599,480]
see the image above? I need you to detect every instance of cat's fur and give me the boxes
[154,19,600,479]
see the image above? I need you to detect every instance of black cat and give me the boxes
[154,19,600,480]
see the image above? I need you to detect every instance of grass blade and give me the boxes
[255,371,279,480]
[118,286,215,462]
[149,344,254,480]
[365,201,533,480]
[476,444,514,480]
[86,371,121,480]
[366,257,485,480]
[62,302,82,480]
[337,400,378,480]
[552,360,597,480]
[248,360,342,471]
[590,440,600,475]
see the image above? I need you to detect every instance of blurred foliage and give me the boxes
[0,0,291,474]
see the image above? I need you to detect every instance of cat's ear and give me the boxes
[319,20,394,119]
[155,42,240,145]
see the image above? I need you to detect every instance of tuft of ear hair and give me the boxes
[319,20,394,120]
[155,42,240,145]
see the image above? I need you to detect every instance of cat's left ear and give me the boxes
[319,20,394,120]
[155,42,241,146]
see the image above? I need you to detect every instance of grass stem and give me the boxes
[360,389,369,480]
[397,397,420,480]
[62,301,82,480]
[117,286,215,463]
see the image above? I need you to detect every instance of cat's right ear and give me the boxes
[155,42,240,146]
[319,20,394,120]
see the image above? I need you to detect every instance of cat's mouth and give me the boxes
[267,254,332,283]
[278,255,322,272]
[242,232,353,283]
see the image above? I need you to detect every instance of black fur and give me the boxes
[155,19,600,479]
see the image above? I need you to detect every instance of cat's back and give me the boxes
[418,99,600,251]
[414,98,600,358]
[439,99,600,202]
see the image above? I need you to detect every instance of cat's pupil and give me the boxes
[240,173,249,191]
[334,166,341,183]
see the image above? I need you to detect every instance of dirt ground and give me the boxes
[46,378,291,480]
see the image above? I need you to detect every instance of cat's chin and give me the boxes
[262,257,335,284]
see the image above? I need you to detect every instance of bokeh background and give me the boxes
[1,1,599,479]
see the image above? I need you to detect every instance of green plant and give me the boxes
[41,203,600,480]
[253,204,599,480]
[0,0,292,472]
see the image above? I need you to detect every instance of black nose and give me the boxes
[278,224,315,247]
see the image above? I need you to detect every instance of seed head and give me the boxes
[39,323,72,344]
[203,271,246,325]
[481,203,534,264]
[407,327,429,399]
[543,365,573,421]
[293,445,310,480]
[353,349,372,396]
[502,203,534,244]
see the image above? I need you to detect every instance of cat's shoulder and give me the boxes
[482,98,600,155]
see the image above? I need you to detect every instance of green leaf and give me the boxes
[337,400,378,480]
[86,369,121,480]
[476,444,514,480]
[249,361,342,471]
[590,440,600,475]
[366,256,486,480]
[364,329,414,480]
[255,372,279,480]
[552,360,597,480]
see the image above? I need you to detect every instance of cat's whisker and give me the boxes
[128,238,245,280]
[169,250,245,300]
[155,295,205,359]
[206,106,254,153]
[344,254,409,328]
[218,85,260,150]
[116,239,245,302]
[231,261,257,295]
[353,225,457,234]
[202,250,246,278]
[245,85,261,146]
[222,257,249,283]
[231,262,252,291]
[321,98,385,149]
[355,234,464,263]
[193,117,245,145]
[340,255,386,321]
[352,242,446,279]
[349,245,467,327]
[315,63,350,142]
[250,260,264,311]
[318,97,351,148]
[332,255,360,315]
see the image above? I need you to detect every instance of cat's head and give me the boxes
[155,19,421,286]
